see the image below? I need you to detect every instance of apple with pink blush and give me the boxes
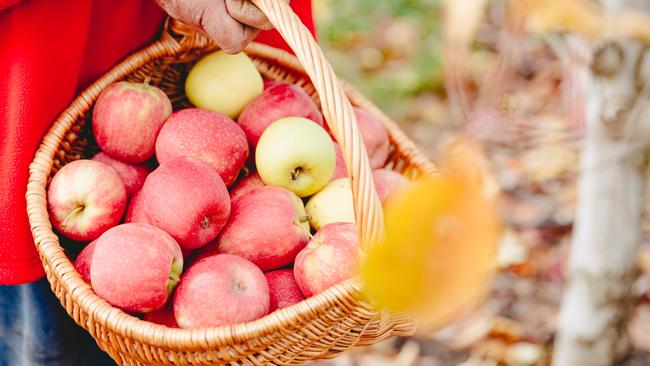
[237,83,324,148]
[353,108,390,169]
[294,222,360,297]
[373,169,409,204]
[92,152,152,196]
[173,254,269,328]
[90,223,183,313]
[47,159,126,242]
[141,156,231,250]
[92,81,172,163]
[124,190,147,224]
[144,303,178,328]
[216,186,310,271]
[155,108,249,186]
[265,270,305,312]
[74,240,97,284]
[331,142,347,180]
[229,172,265,202]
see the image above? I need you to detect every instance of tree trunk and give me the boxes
[552,2,650,365]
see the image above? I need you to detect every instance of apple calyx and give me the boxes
[61,205,85,228]
[232,281,244,293]
[290,167,303,181]
[200,217,210,229]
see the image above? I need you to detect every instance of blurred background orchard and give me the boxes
[309,0,650,365]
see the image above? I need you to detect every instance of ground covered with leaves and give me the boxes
[310,1,650,364]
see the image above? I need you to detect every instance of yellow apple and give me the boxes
[256,117,335,197]
[305,178,356,230]
[185,51,263,118]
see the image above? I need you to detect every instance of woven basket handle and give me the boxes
[165,1,385,248]
[249,0,384,248]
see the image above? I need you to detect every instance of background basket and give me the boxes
[26,0,437,364]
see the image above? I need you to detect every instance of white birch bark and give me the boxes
[552,1,650,364]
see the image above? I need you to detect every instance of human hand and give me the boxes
[156,0,274,53]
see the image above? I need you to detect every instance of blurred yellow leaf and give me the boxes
[515,0,650,44]
[361,139,501,328]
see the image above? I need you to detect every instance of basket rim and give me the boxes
[26,38,427,351]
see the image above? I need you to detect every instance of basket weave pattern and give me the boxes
[26,2,436,364]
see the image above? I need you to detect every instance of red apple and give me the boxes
[265,270,305,312]
[144,303,178,328]
[92,152,152,196]
[92,81,172,163]
[237,83,324,148]
[216,186,310,271]
[229,172,264,202]
[90,223,183,313]
[373,169,409,204]
[331,142,347,180]
[74,240,97,284]
[48,159,127,241]
[141,156,231,250]
[124,190,147,224]
[354,108,390,169]
[173,254,269,328]
[155,108,248,186]
[294,222,360,297]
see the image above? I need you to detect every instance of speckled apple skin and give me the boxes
[294,222,360,298]
[92,81,172,163]
[92,152,152,196]
[237,83,324,148]
[264,269,305,312]
[124,190,147,224]
[173,254,269,328]
[90,223,183,313]
[74,240,97,284]
[216,186,310,271]
[141,156,231,250]
[155,108,248,186]
[144,303,179,328]
[229,172,265,202]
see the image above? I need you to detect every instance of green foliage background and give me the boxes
[316,0,444,123]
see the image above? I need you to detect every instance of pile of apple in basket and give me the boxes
[49,50,409,328]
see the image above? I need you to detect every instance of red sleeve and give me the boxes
[254,0,316,52]
[0,0,163,285]
[0,0,314,285]
[0,0,20,12]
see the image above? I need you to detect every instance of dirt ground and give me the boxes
[311,1,650,364]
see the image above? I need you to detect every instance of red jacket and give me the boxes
[0,0,315,285]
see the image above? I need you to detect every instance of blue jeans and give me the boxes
[0,277,115,366]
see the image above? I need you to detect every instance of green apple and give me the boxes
[185,51,263,118]
[305,178,356,230]
[256,117,335,197]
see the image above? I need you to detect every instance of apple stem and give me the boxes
[290,167,302,181]
[142,76,152,89]
[298,215,311,223]
[61,206,84,228]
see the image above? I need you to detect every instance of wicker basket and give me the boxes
[26,1,436,364]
